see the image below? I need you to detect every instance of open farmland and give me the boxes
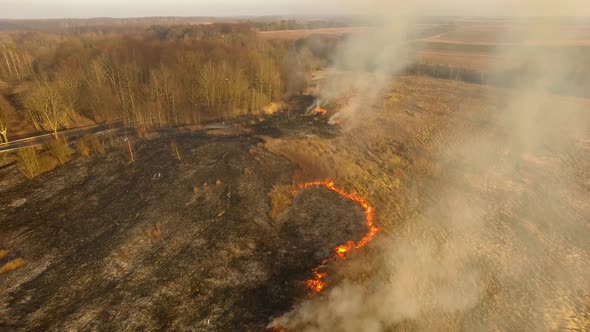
[258,27,368,40]
[420,22,590,45]
[412,21,590,72]
[258,20,590,96]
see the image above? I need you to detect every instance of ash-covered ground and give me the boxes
[0,100,365,331]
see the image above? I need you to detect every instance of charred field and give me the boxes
[0,100,366,330]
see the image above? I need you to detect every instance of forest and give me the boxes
[0,23,329,143]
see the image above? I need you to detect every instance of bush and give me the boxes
[47,136,72,165]
[77,139,91,158]
[105,131,117,148]
[16,147,41,179]
[89,135,106,155]
[77,133,106,157]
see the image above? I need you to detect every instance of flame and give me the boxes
[315,106,328,115]
[305,266,328,293]
[293,180,380,293]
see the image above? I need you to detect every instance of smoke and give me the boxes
[318,18,412,129]
[272,1,590,331]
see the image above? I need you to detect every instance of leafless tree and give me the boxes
[24,83,71,138]
[0,94,10,143]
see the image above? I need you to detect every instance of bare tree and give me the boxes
[55,67,83,119]
[0,44,33,82]
[24,83,71,138]
[0,94,10,143]
[81,57,118,122]
[228,65,249,116]
[149,65,179,126]
[199,62,219,114]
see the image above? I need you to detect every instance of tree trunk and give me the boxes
[2,49,13,79]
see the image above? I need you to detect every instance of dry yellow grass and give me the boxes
[16,147,41,179]
[89,135,106,155]
[46,136,72,165]
[16,146,59,179]
[146,224,162,241]
[126,138,135,163]
[268,184,294,220]
[0,258,26,275]
[259,27,368,40]
[77,138,91,158]
[170,140,182,161]
[265,76,590,331]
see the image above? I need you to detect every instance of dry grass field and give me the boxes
[411,49,513,70]
[266,75,590,331]
[258,27,368,40]
[421,23,590,45]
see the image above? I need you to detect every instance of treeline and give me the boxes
[405,43,590,97]
[404,62,590,98]
[0,17,226,32]
[0,23,323,142]
[252,19,351,32]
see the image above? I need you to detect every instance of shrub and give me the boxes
[47,136,72,165]
[39,154,59,172]
[77,133,106,157]
[77,139,91,158]
[105,131,117,148]
[16,147,41,179]
[89,135,106,155]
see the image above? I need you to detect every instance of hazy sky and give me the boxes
[2,0,346,18]
[1,0,589,19]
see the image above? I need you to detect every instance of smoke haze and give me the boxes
[272,1,590,331]
[5,0,590,18]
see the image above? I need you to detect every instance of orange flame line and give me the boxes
[293,180,380,293]
[315,106,328,115]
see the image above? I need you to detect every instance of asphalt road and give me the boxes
[0,120,239,154]
[0,122,124,153]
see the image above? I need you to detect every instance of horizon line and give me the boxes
[1,14,589,21]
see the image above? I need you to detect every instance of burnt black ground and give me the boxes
[0,106,366,331]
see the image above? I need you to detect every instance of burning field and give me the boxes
[293,180,379,293]
[265,75,590,331]
[0,74,589,331]
[0,96,377,330]
[1,0,590,329]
